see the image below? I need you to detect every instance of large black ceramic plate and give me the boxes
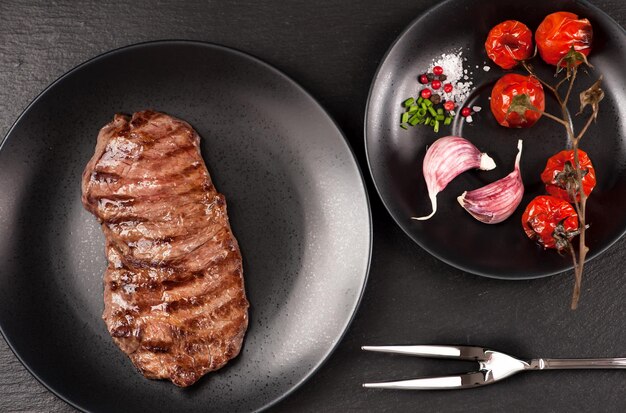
[366,0,626,279]
[0,41,371,412]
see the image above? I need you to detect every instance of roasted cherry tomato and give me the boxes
[490,74,545,128]
[541,149,596,202]
[485,20,534,69]
[535,12,593,67]
[522,195,579,251]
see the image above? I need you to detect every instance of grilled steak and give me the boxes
[81,110,249,387]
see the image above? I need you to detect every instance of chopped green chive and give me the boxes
[399,90,459,131]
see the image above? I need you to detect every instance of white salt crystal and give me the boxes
[465,115,473,123]
[472,106,482,112]
[428,49,475,103]
[483,65,491,72]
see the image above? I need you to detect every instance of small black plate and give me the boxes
[365,0,626,279]
[0,41,371,412]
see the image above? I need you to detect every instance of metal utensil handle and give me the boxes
[530,358,626,370]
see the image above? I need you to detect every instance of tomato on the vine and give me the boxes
[490,74,545,128]
[485,20,534,69]
[535,11,593,67]
[541,149,596,202]
[521,195,579,251]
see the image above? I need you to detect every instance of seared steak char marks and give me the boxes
[81,111,249,387]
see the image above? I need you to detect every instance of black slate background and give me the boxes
[1,0,625,412]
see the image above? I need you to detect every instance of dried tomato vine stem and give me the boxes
[521,60,600,309]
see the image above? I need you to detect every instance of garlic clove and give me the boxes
[413,136,496,221]
[457,139,524,224]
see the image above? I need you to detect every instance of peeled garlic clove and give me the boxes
[413,136,496,221]
[457,139,523,224]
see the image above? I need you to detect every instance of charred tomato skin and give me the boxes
[490,73,545,128]
[535,11,593,67]
[521,195,579,250]
[541,149,596,202]
[485,20,534,69]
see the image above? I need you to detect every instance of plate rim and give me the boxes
[0,39,373,412]
[363,0,626,280]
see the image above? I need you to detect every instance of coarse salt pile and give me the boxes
[428,49,473,105]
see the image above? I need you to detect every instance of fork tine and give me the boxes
[361,345,486,360]
[362,372,488,390]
